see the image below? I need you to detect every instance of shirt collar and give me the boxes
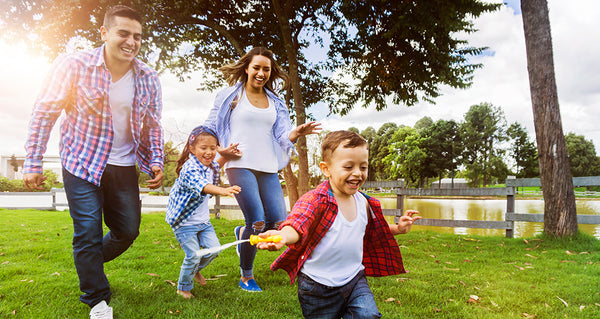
[91,44,144,76]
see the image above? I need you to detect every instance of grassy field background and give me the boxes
[1,208,599,318]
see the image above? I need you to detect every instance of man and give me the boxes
[23,5,163,319]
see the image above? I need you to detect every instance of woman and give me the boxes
[205,47,321,292]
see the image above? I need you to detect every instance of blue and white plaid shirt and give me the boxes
[165,154,220,230]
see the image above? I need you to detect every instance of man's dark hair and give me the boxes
[103,5,142,28]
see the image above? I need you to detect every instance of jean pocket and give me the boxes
[298,274,316,294]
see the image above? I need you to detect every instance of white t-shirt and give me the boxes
[225,90,278,173]
[301,193,368,287]
[107,69,136,166]
[179,168,214,227]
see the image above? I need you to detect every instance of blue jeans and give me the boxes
[174,223,221,291]
[297,270,382,319]
[62,165,141,307]
[226,168,287,278]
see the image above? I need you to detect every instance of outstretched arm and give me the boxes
[256,226,300,251]
[390,210,422,235]
[289,121,322,143]
[203,184,241,197]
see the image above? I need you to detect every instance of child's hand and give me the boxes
[394,210,422,235]
[218,143,242,159]
[256,230,286,251]
[222,185,241,197]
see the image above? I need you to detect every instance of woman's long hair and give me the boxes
[219,47,290,92]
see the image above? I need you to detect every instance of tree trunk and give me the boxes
[283,163,299,208]
[521,0,577,237]
[272,0,310,197]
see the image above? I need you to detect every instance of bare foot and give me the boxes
[194,272,207,286]
[177,289,195,299]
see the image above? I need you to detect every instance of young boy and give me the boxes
[257,130,421,318]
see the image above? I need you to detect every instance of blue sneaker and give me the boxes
[239,279,262,292]
[234,226,243,257]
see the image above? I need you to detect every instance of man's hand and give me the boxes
[146,165,163,189]
[23,173,47,191]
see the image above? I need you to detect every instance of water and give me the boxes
[379,197,600,239]
[3,193,598,238]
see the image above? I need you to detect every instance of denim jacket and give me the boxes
[204,82,295,171]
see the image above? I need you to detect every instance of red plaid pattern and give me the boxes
[271,180,406,283]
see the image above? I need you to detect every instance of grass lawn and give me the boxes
[1,208,599,318]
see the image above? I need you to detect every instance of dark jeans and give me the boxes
[297,270,382,319]
[62,165,141,307]
[226,168,287,278]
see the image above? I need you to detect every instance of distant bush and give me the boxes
[0,170,61,192]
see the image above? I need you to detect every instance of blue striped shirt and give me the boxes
[24,45,164,186]
[165,155,220,230]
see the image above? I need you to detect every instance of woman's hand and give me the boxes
[289,121,322,143]
[218,143,242,159]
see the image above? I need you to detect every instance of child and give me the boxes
[257,130,421,318]
[166,125,242,299]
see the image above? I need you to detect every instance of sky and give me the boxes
[1,0,599,160]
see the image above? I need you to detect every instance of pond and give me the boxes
[379,197,600,239]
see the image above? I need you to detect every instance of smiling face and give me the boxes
[190,134,219,167]
[319,141,369,199]
[100,16,142,67]
[245,54,271,91]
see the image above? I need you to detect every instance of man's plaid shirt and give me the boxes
[271,180,406,284]
[24,45,164,186]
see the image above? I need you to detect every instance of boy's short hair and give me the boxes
[103,5,142,29]
[321,130,368,162]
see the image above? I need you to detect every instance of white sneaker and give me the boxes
[90,300,113,319]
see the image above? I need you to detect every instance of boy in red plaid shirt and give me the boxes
[257,130,421,318]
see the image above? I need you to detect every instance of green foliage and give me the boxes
[1,210,598,318]
[0,170,60,192]
[460,103,508,186]
[507,122,539,178]
[565,132,600,177]
[1,0,499,115]
[368,123,399,180]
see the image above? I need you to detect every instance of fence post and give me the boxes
[52,189,57,211]
[396,193,404,224]
[215,194,221,219]
[505,187,515,238]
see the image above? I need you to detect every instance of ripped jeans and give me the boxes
[226,168,287,278]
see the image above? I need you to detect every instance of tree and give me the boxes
[2,0,500,196]
[564,133,600,177]
[507,122,538,177]
[460,103,507,187]
[383,126,426,187]
[422,119,462,187]
[414,116,434,134]
[369,122,398,180]
[521,0,577,237]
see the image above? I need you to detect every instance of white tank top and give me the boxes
[225,90,278,173]
[301,193,368,287]
[107,69,136,166]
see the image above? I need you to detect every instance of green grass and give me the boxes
[1,209,599,318]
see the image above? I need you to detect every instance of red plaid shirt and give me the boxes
[24,45,164,186]
[271,180,406,283]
